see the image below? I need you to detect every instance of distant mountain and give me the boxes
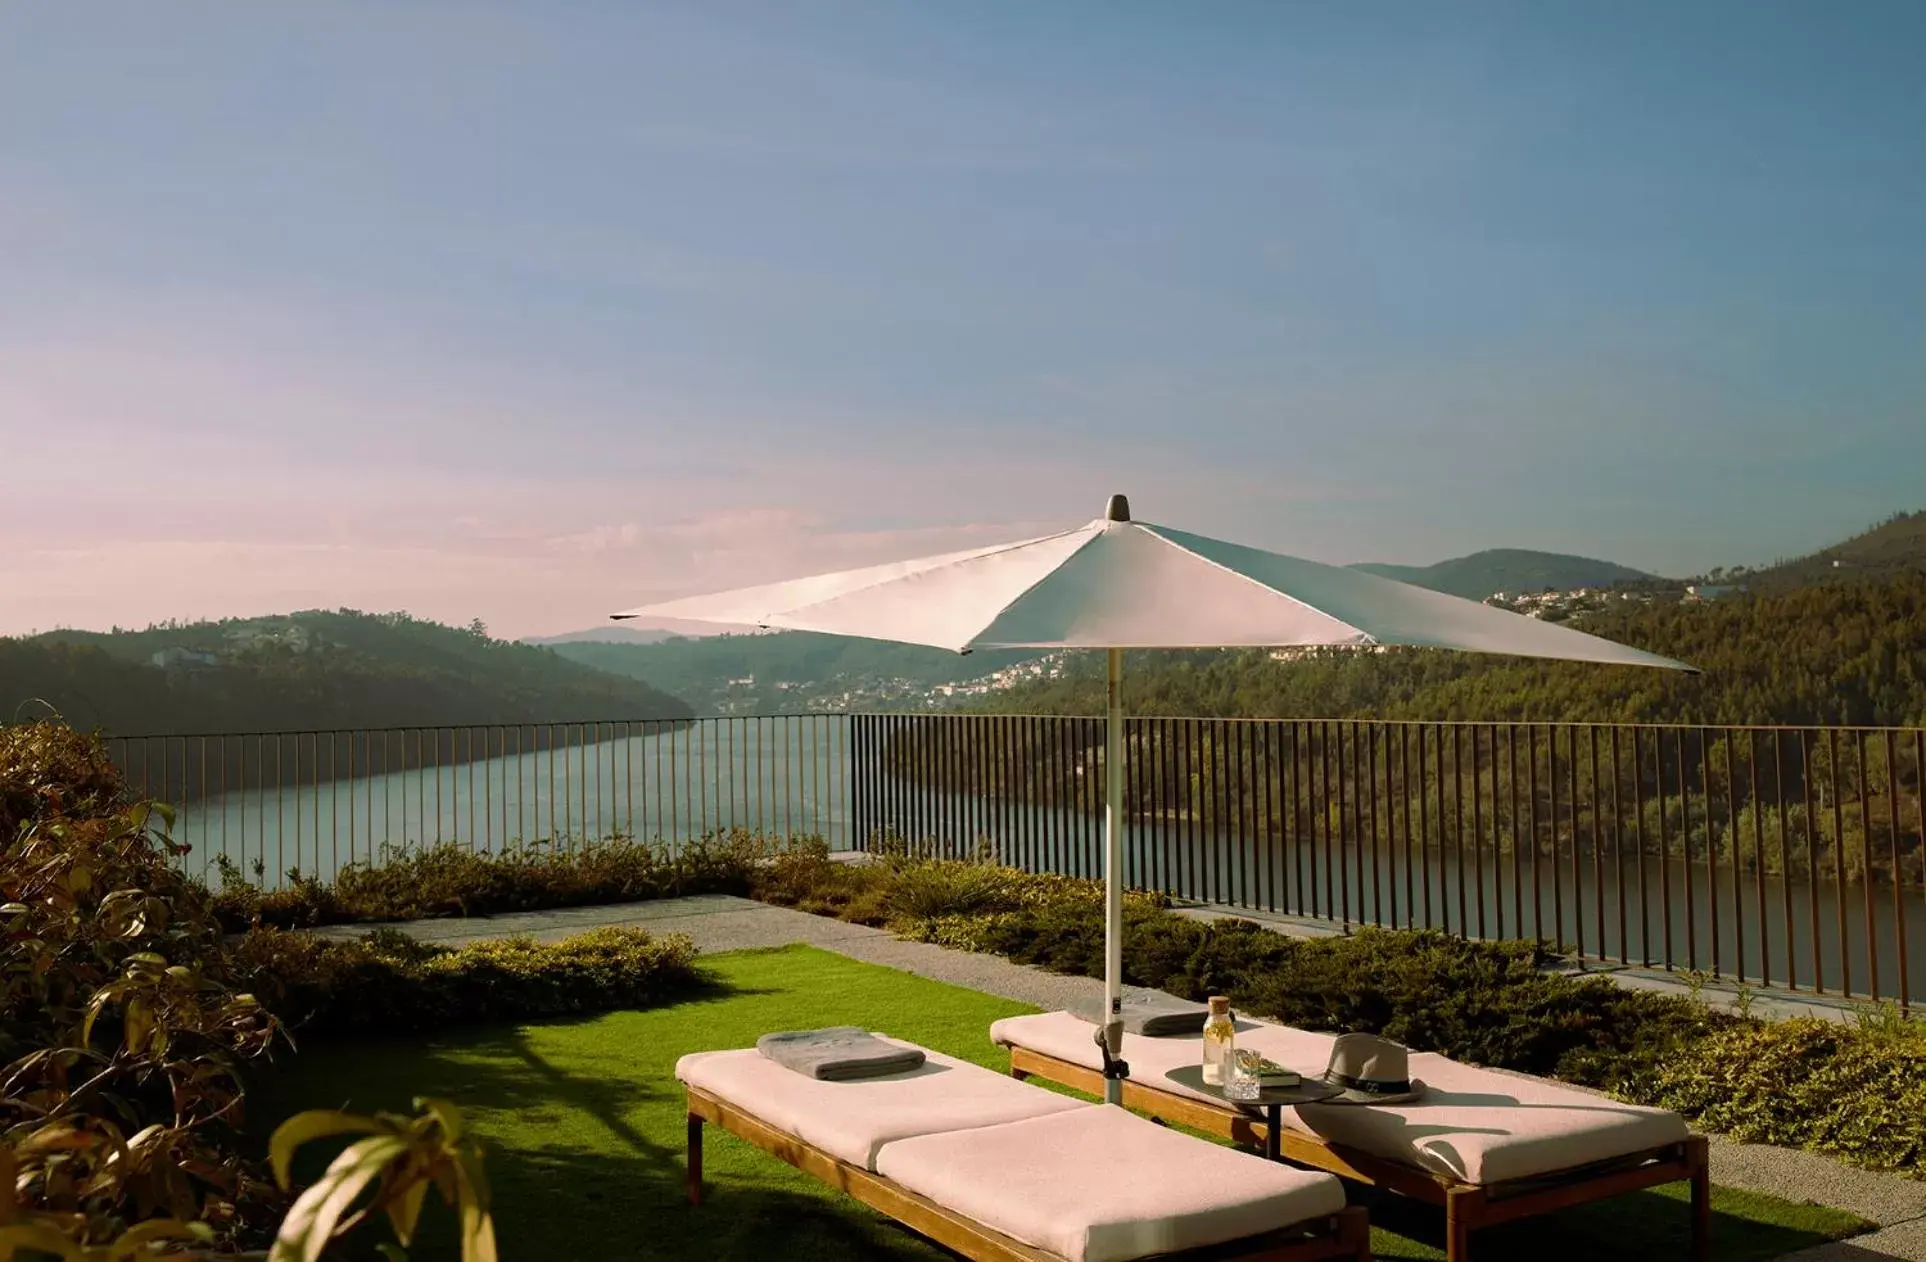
[4,610,692,736]
[1348,549,1662,601]
[1741,510,1926,589]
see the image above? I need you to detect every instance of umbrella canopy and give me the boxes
[613,495,1693,1100]
[617,494,1687,668]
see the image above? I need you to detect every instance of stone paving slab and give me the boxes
[310,894,1924,1258]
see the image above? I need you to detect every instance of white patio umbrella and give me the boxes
[612,494,1693,1103]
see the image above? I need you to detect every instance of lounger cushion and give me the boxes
[677,1040,1084,1171]
[876,1105,1346,1262]
[993,1011,1690,1186]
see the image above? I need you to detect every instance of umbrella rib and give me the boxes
[758,524,1102,653]
[1137,524,1375,646]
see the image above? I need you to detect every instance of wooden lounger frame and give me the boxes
[685,1085,1371,1262]
[1006,1047,1710,1262]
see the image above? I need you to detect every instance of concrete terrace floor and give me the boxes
[313,895,1926,1261]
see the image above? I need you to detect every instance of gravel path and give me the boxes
[317,896,1926,1259]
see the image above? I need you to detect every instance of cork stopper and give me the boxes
[1207,995,1230,1016]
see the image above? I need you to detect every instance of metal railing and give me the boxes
[105,713,1925,1005]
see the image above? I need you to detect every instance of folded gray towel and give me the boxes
[755,1027,927,1081]
[1068,991,1210,1038]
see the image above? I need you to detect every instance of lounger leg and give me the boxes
[1445,1187,1482,1262]
[686,1111,704,1207]
[1335,1207,1372,1262]
[1688,1136,1712,1262]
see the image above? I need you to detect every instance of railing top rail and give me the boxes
[85,712,1926,741]
[861,712,1926,735]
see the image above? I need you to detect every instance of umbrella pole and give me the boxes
[1101,647,1127,1104]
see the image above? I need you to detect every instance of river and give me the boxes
[171,719,1926,1002]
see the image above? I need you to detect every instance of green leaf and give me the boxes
[413,1097,464,1144]
[267,1110,390,1190]
[108,1219,214,1259]
[385,1177,429,1247]
[269,1134,411,1262]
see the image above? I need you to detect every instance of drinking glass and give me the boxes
[1223,1048,1262,1101]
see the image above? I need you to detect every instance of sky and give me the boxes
[4,1,1923,639]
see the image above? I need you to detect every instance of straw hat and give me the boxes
[1311,1033,1426,1106]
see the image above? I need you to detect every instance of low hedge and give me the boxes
[755,845,1926,1179]
[211,830,777,931]
[229,924,705,1037]
[1641,1016,1926,1172]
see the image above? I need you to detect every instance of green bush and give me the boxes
[212,829,777,930]
[758,848,1926,1178]
[2,721,287,1250]
[1638,1017,1926,1172]
[229,924,704,1037]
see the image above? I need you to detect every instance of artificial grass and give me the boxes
[253,945,1871,1261]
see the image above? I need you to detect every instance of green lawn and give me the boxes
[254,945,1870,1261]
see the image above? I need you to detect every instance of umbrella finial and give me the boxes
[1105,493,1131,522]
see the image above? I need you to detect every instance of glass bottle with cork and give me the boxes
[1201,995,1235,1085]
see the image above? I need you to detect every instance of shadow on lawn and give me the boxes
[1354,1182,1861,1262]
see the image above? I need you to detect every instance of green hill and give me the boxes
[1348,548,1661,600]
[4,610,692,736]
[1742,510,1926,589]
[967,575,1926,728]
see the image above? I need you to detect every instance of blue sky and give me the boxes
[4,1,1922,636]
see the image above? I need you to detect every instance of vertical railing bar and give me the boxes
[1505,723,1520,942]
[1366,724,1382,926]
[1773,731,1795,989]
[1612,726,1629,966]
[1630,727,1651,966]
[1681,729,1697,976]
[1801,731,1822,994]
[1904,729,1923,1010]
[1451,725,1467,938]
[1585,727,1599,961]
[1858,730,1879,1001]
[1326,721,1341,925]
[1885,729,1907,1007]
[1302,722,1318,919]
[1533,724,1548,946]
[1377,725,1395,928]
[1241,718,1257,907]
[1415,725,1431,930]
[1565,725,1581,958]
[1471,725,1487,940]
[1748,730,1766,988]
[1830,728,1850,996]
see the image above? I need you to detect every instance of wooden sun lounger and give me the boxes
[1006,1046,1709,1262]
[685,1085,1372,1262]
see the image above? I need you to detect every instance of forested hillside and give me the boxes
[1745,510,1926,589]
[969,576,1926,728]
[4,610,692,735]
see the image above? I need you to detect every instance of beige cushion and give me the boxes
[876,1105,1346,1262]
[992,1011,1689,1185]
[676,1039,1085,1171]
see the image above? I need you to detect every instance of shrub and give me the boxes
[229,925,704,1036]
[754,848,1926,1178]
[754,840,1167,934]
[1635,1016,1926,1172]
[212,829,776,931]
[2,722,287,1251]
